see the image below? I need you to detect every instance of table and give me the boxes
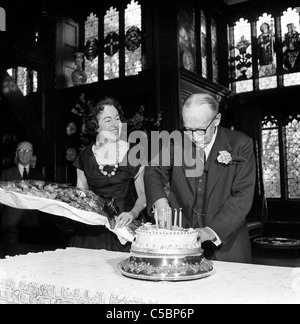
[0,248,299,304]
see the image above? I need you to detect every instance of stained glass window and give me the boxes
[177,3,196,73]
[262,116,281,198]
[201,10,208,78]
[230,7,300,93]
[83,2,144,82]
[232,18,253,93]
[281,7,300,87]
[211,18,219,83]
[177,5,220,80]
[125,0,142,76]
[104,7,120,80]
[284,115,300,199]
[84,13,99,83]
[257,13,277,90]
[6,67,38,96]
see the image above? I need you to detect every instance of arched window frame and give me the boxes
[261,113,300,201]
[229,6,300,93]
[82,0,145,84]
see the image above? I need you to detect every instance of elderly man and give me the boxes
[0,141,44,251]
[144,93,256,263]
[1,141,43,181]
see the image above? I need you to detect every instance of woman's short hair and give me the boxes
[84,96,124,134]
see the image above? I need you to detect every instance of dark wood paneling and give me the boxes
[0,67,44,172]
[55,18,79,89]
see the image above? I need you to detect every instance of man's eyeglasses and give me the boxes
[183,114,219,136]
[17,149,32,155]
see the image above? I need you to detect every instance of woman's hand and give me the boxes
[115,212,134,229]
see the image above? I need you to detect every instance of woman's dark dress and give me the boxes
[68,143,141,252]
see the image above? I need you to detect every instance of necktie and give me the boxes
[23,167,28,180]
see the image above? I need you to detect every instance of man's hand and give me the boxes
[195,227,217,243]
[154,198,170,228]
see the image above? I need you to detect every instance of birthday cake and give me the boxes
[131,224,201,255]
[119,222,214,281]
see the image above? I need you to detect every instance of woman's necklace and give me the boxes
[92,141,119,177]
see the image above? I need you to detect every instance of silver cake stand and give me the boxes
[118,254,215,282]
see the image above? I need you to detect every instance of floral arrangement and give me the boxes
[126,105,162,133]
[217,150,246,165]
[70,93,93,148]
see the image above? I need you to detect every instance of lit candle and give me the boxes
[162,208,166,229]
[154,208,158,229]
[173,209,178,229]
[167,207,172,230]
[179,208,182,229]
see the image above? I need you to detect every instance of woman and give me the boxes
[69,96,146,252]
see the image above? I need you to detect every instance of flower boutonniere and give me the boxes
[217,150,246,165]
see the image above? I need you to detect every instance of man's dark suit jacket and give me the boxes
[0,165,44,243]
[144,126,256,263]
[0,165,44,182]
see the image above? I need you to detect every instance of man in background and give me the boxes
[0,141,44,255]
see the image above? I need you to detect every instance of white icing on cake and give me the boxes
[131,224,201,251]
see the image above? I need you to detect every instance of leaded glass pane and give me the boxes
[125,0,142,77]
[262,116,281,198]
[201,10,208,78]
[104,7,119,80]
[232,18,253,93]
[178,3,196,73]
[6,67,37,94]
[211,18,219,83]
[284,72,300,86]
[17,67,28,96]
[281,7,300,86]
[32,70,38,92]
[257,13,277,90]
[285,115,300,199]
[85,13,99,83]
[235,80,253,93]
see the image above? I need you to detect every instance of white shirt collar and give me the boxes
[204,127,218,159]
[18,164,29,174]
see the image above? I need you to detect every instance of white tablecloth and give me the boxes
[0,248,299,304]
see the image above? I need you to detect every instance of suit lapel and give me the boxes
[13,166,22,180]
[206,127,232,200]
